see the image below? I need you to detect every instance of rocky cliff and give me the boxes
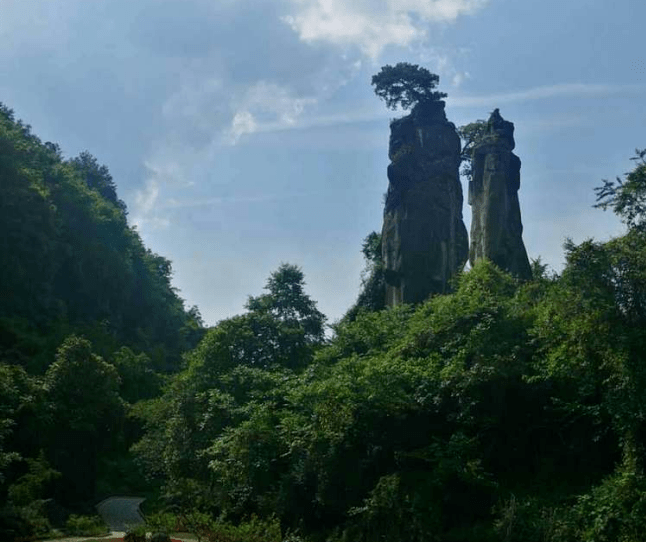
[382,101,469,306]
[468,109,532,279]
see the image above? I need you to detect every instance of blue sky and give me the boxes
[1,0,644,325]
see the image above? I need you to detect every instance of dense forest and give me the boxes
[2,100,646,542]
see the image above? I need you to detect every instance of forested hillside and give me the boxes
[131,149,646,542]
[2,101,646,542]
[0,103,204,538]
[0,104,204,372]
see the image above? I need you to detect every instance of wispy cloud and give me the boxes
[234,82,645,133]
[450,83,644,107]
[282,0,487,59]
[451,71,470,88]
[132,177,165,230]
[131,156,197,230]
[227,81,317,143]
[161,191,320,210]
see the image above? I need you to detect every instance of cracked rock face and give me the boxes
[382,101,469,306]
[468,109,532,279]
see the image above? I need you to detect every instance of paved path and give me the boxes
[95,496,145,532]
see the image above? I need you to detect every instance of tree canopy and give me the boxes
[595,148,646,231]
[457,119,487,181]
[371,62,447,111]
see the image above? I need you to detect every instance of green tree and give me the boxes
[0,364,26,486]
[595,148,646,231]
[111,347,162,404]
[245,263,326,369]
[69,151,126,213]
[133,265,325,511]
[371,63,447,111]
[246,264,325,342]
[43,336,123,503]
[343,232,385,322]
[457,119,487,181]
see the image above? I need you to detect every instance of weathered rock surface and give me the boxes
[468,109,532,279]
[382,101,469,306]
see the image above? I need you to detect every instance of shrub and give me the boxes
[0,501,55,541]
[182,511,281,542]
[124,525,147,542]
[493,495,560,542]
[65,514,107,536]
[569,472,646,542]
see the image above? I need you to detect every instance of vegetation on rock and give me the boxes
[371,63,447,111]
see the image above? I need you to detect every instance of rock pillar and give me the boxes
[382,101,469,306]
[468,109,532,279]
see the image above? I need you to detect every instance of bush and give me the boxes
[65,514,107,536]
[144,510,283,542]
[124,525,147,542]
[0,502,54,542]
[203,515,282,542]
[146,511,180,533]
[493,495,560,542]
[568,472,646,542]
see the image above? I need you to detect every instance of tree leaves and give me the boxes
[371,63,447,111]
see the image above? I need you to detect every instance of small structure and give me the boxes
[96,496,145,532]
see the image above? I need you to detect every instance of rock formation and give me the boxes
[382,101,469,306]
[468,109,532,279]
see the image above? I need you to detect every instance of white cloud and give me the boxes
[452,71,470,87]
[132,178,161,229]
[134,177,158,214]
[282,0,487,59]
[227,81,317,143]
[132,157,193,230]
[229,111,258,143]
[134,72,321,231]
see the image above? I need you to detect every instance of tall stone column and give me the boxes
[382,101,469,306]
[468,109,532,279]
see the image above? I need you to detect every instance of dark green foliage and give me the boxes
[0,103,203,372]
[132,265,324,514]
[457,119,487,181]
[343,232,385,322]
[0,453,61,541]
[7,453,60,508]
[44,336,123,435]
[125,524,148,542]
[70,150,126,212]
[595,148,646,231]
[371,63,447,111]
[65,514,107,536]
[43,336,124,504]
[147,511,283,542]
[0,364,28,486]
[111,347,163,404]
[245,264,326,369]
[136,173,646,539]
[0,103,205,536]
